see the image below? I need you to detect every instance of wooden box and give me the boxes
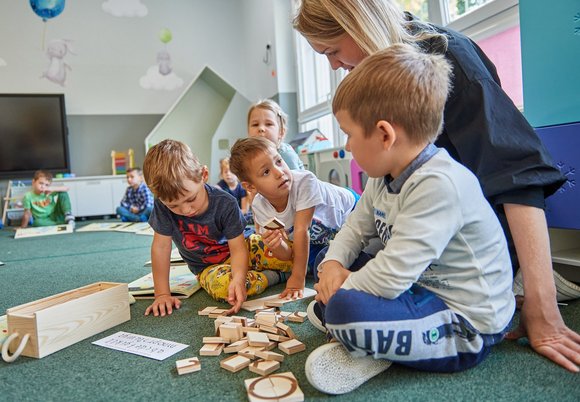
[6,282,130,359]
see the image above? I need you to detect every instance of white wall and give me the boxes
[0,0,295,115]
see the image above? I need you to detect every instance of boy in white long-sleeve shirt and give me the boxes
[304,44,515,395]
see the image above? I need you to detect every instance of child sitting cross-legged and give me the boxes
[116,167,154,222]
[229,137,357,299]
[20,170,75,229]
[304,44,516,395]
[142,139,292,317]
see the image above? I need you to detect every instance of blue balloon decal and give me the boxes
[30,0,66,21]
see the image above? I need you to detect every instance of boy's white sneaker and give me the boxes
[307,300,326,333]
[513,269,580,302]
[305,342,392,395]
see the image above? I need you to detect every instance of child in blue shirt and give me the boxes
[116,167,154,222]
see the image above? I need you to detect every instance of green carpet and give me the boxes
[0,222,578,401]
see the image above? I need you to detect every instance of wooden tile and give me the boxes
[202,336,229,344]
[266,333,291,343]
[176,357,201,375]
[278,339,305,355]
[276,323,296,339]
[198,306,218,316]
[287,312,307,323]
[249,359,280,376]
[238,346,265,359]
[254,350,284,362]
[220,354,251,373]
[244,372,304,402]
[247,331,270,347]
[199,343,224,356]
[223,339,249,354]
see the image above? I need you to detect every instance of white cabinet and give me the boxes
[52,175,128,218]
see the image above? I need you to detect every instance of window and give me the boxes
[293,0,520,147]
[448,0,492,22]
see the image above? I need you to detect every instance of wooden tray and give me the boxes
[3,282,130,361]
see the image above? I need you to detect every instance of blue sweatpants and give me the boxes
[314,248,508,372]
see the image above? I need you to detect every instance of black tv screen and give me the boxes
[0,94,70,180]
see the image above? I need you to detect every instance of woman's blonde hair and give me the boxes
[293,0,446,55]
[333,44,451,144]
[247,99,288,138]
[143,139,204,201]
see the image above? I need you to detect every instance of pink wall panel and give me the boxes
[477,26,523,107]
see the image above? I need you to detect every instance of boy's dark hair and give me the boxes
[33,170,52,182]
[143,139,204,201]
[126,167,142,175]
[230,137,277,183]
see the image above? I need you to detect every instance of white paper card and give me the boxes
[241,288,317,311]
[93,331,188,361]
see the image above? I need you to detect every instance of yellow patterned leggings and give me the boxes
[198,234,293,301]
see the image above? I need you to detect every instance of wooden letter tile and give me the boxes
[223,339,249,354]
[247,331,270,347]
[220,354,251,373]
[287,312,307,323]
[278,339,305,355]
[249,359,281,376]
[176,357,201,375]
[244,372,304,402]
[255,350,285,362]
[200,343,224,356]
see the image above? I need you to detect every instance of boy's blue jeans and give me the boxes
[116,206,152,222]
[313,247,509,373]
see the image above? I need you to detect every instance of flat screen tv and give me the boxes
[0,94,70,180]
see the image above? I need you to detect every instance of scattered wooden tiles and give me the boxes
[245,372,304,402]
[220,354,252,373]
[176,357,201,375]
[278,339,305,355]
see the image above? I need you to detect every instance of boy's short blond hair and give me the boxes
[333,44,452,144]
[219,157,230,174]
[247,99,288,136]
[143,139,204,201]
[33,170,52,182]
[229,137,277,183]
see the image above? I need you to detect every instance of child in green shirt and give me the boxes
[21,170,75,228]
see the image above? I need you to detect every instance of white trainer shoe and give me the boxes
[307,300,326,333]
[305,342,392,395]
[513,269,580,302]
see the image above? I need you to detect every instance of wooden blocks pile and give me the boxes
[196,306,308,381]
